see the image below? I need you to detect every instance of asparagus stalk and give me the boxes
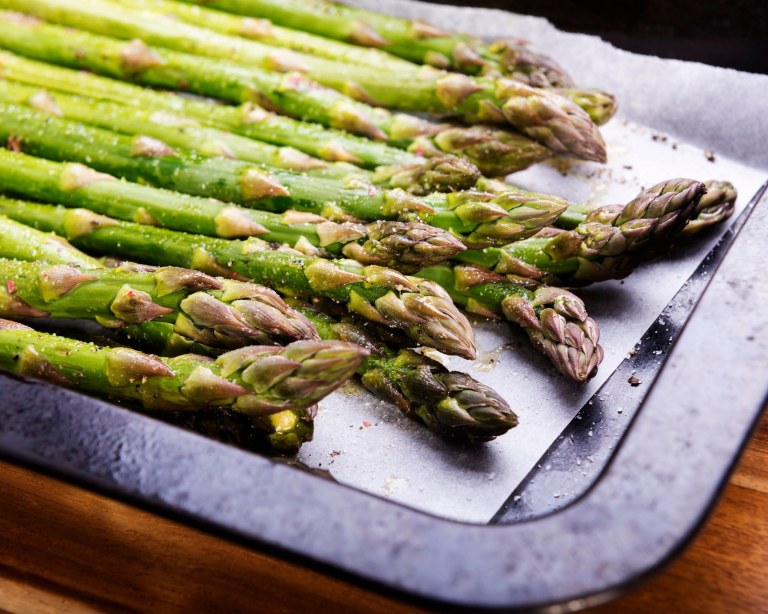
[0,255,321,349]
[125,0,419,73]
[0,105,567,248]
[0,52,418,169]
[140,306,519,442]
[456,179,707,286]
[174,0,574,85]
[0,318,366,417]
[0,79,486,193]
[0,7,606,161]
[0,50,553,177]
[0,149,466,273]
[295,304,518,442]
[117,0,615,123]
[0,217,325,453]
[417,264,603,382]
[0,198,477,358]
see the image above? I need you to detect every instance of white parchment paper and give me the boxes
[297,0,768,523]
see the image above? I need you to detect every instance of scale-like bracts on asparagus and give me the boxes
[679,180,737,239]
[0,198,477,359]
[0,217,327,454]
[0,7,606,161]
[0,255,319,349]
[109,0,617,125]
[0,106,567,249]
[457,179,708,286]
[0,149,466,273]
[129,307,520,442]
[0,50,552,177]
[295,304,519,442]
[171,0,575,86]
[417,264,603,382]
[0,318,368,416]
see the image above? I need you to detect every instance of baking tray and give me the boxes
[2,2,768,611]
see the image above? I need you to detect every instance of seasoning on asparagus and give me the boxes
[0,49,554,176]
[171,0,575,85]
[0,105,567,248]
[0,318,368,415]
[0,149,466,273]
[0,198,477,359]
[0,7,606,161]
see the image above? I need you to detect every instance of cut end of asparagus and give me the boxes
[431,125,553,177]
[0,318,33,331]
[342,221,466,273]
[502,286,603,382]
[372,155,481,195]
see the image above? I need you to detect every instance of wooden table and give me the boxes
[1,410,766,613]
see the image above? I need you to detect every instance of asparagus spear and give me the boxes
[136,307,519,442]
[296,304,518,442]
[124,0,419,73]
[0,149,466,273]
[0,105,567,248]
[0,50,553,177]
[174,0,574,85]
[417,264,603,382]
[0,7,606,161]
[0,198,477,358]
[0,217,325,453]
[0,255,321,349]
[117,0,615,123]
[456,179,707,286]
[679,180,737,238]
[0,318,367,417]
[0,79,486,193]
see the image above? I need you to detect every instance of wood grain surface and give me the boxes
[0,410,766,614]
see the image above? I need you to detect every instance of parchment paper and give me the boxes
[297,0,768,523]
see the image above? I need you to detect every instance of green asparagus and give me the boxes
[456,179,707,286]
[0,7,606,161]
[124,0,420,73]
[0,198,477,358]
[0,105,568,248]
[138,306,519,442]
[0,50,554,176]
[117,0,616,123]
[417,264,603,382]
[294,304,518,442]
[0,149,466,273]
[174,0,575,85]
[0,255,320,349]
[0,318,368,415]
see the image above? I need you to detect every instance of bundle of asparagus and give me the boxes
[0,0,736,458]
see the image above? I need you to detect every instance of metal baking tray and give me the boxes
[2,2,768,610]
